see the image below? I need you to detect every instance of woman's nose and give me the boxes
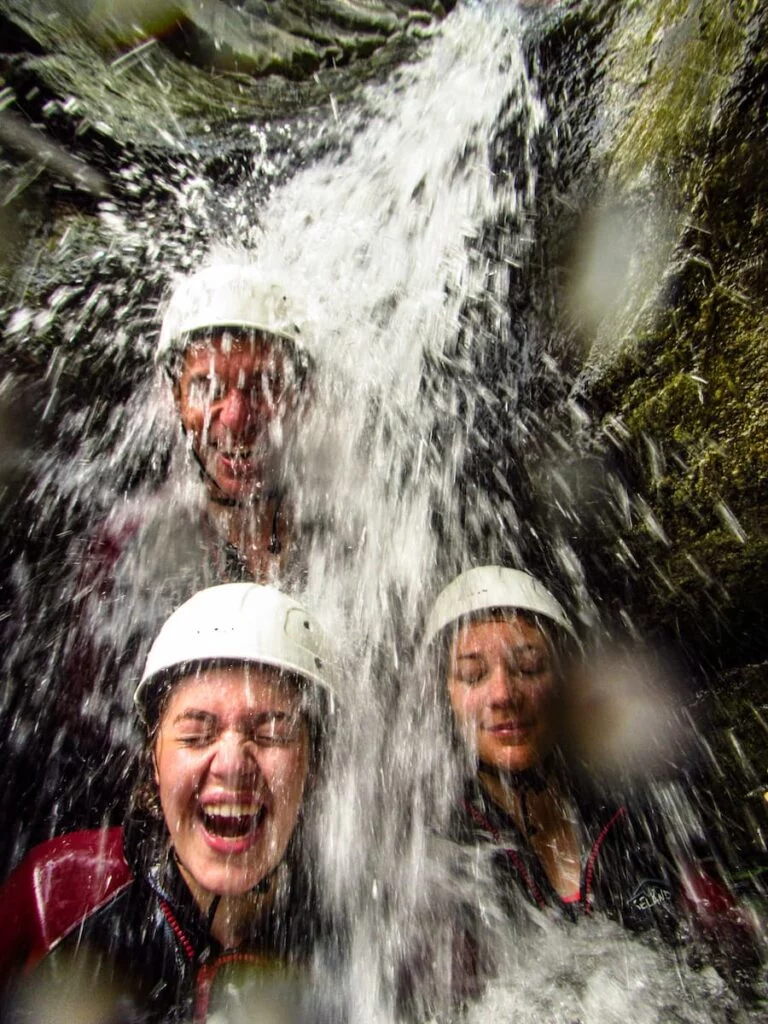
[210,731,258,782]
[217,387,252,434]
[487,660,523,705]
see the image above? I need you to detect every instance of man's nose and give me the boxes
[218,387,252,434]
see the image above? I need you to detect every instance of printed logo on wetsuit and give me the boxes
[627,879,673,913]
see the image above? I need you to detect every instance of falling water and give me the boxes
[0,0,765,1020]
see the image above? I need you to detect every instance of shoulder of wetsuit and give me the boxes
[575,799,682,934]
[0,827,132,978]
[77,516,144,594]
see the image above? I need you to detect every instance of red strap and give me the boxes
[464,801,547,910]
[194,952,275,1023]
[583,807,627,912]
[158,898,196,963]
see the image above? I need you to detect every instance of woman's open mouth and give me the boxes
[198,803,267,845]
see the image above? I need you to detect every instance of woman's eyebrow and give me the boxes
[244,709,297,725]
[172,709,216,726]
[170,708,301,728]
[504,644,547,657]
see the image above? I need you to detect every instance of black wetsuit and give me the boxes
[0,816,333,1023]
[450,776,763,986]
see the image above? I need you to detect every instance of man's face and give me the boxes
[175,331,302,502]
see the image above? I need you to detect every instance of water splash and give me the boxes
[0,0,765,1020]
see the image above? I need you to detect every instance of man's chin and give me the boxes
[208,476,265,503]
[199,454,264,502]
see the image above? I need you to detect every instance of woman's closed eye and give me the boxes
[510,649,551,677]
[249,371,285,406]
[176,730,216,747]
[187,376,226,407]
[451,658,487,685]
[252,715,301,745]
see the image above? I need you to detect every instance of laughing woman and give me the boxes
[0,583,336,1022]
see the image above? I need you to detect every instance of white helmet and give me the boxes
[134,583,334,723]
[157,263,313,365]
[424,565,576,647]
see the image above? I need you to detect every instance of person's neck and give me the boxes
[478,765,582,899]
[209,890,274,949]
[206,492,292,580]
[477,764,549,822]
[179,862,276,949]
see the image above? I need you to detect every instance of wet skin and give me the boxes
[175,331,301,503]
[447,616,557,774]
[447,616,583,897]
[154,665,309,901]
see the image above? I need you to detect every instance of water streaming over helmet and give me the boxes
[0,0,765,1020]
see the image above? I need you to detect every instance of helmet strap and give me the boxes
[206,893,222,932]
[189,438,284,522]
[173,853,279,938]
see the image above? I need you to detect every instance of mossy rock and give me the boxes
[573,0,768,669]
[0,0,454,144]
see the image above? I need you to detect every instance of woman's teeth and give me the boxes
[201,804,266,838]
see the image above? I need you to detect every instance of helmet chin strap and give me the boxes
[191,446,246,507]
[172,850,278,937]
[177,409,265,508]
[191,447,285,556]
[173,376,287,552]
[206,867,279,934]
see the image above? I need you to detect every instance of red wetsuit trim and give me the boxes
[194,951,276,1023]
[0,827,132,977]
[158,898,196,963]
[583,806,627,912]
[464,801,547,910]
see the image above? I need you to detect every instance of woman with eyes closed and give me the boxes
[0,583,338,1023]
[426,567,762,976]
[426,566,588,916]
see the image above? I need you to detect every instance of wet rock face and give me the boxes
[526,0,768,828]
[0,0,454,143]
[0,0,764,650]
[574,0,768,667]
[161,1,455,77]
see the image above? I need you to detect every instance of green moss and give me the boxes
[608,0,760,190]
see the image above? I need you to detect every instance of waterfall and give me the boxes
[0,0,765,1020]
